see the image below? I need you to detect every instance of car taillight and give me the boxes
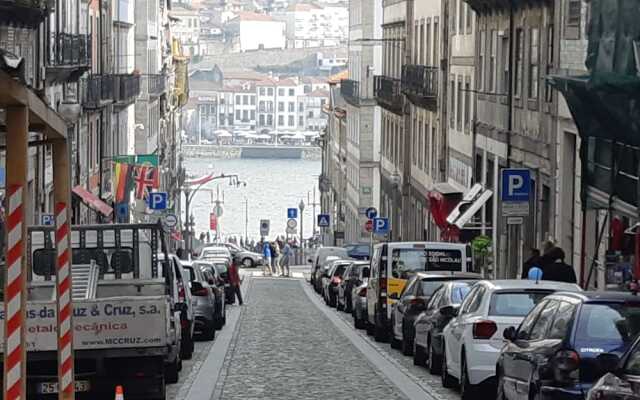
[410,298,424,306]
[331,276,342,285]
[554,350,580,383]
[358,287,367,297]
[472,320,497,339]
[178,285,186,302]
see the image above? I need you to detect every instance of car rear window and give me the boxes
[451,283,472,303]
[489,291,553,317]
[576,303,640,344]
[421,280,447,297]
[183,266,195,282]
[334,265,347,277]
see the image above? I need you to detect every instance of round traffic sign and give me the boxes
[163,214,178,228]
[365,219,373,232]
[287,218,297,229]
[365,207,378,220]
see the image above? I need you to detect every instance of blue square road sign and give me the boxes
[317,214,331,227]
[501,169,531,202]
[148,192,168,210]
[287,208,298,219]
[373,217,390,234]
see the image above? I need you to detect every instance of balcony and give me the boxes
[45,33,91,82]
[143,74,166,98]
[374,75,402,114]
[82,75,115,109]
[113,74,141,107]
[340,79,360,106]
[401,65,438,110]
[0,0,52,27]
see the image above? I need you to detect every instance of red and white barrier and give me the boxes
[4,185,24,400]
[55,202,74,397]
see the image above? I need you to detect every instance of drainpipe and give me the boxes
[507,0,514,167]
[402,0,414,240]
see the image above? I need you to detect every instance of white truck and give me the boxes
[0,223,182,400]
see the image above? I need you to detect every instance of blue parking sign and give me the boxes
[148,192,168,210]
[501,169,531,202]
[287,208,298,219]
[373,218,389,234]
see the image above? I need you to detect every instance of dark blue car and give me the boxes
[497,291,640,400]
[343,243,370,260]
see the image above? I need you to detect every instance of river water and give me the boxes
[183,157,321,241]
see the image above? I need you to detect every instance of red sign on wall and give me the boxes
[209,213,218,231]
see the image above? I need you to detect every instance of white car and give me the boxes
[200,245,232,261]
[440,279,581,399]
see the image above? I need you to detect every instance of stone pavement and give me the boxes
[212,277,408,400]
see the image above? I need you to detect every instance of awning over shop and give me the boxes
[428,183,463,241]
[72,185,113,218]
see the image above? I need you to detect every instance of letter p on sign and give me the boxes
[501,169,531,202]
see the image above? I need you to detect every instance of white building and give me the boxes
[274,78,300,131]
[299,89,329,131]
[273,2,348,48]
[170,4,202,57]
[232,82,257,129]
[227,12,286,52]
[256,79,277,130]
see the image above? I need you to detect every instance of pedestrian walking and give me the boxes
[262,242,272,276]
[521,248,541,279]
[270,241,280,275]
[280,241,292,277]
[228,261,243,305]
[540,246,577,283]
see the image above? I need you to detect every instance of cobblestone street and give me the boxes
[212,277,408,400]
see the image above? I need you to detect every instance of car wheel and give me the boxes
[181,334,194,360]
[354,313,365,329]
[366,320,375,336]
[496,371,506,400]
[441,342,456,388]
[336,296,344,311]
[202,320,216,341]
[401,322,414,356]
[165,357,179,384]
[427,338,442,375]
[390,316,401,349]
[242,258,254,268]
[460,351,476,400]
[374,320,388,342]
[413,341,426,366]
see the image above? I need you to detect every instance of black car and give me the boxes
[193,261,227,329]
[413,280,476,372]
[390,272,480,356]
[344,243,370,260]
[337,261,370,313]
[587,334,640,400]
[497,291,640,400]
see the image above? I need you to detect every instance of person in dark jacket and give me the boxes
[228,262,243,305]
[540,247,577,283]
[521,248,541,279]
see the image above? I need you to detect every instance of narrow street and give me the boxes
[168,266,457,400]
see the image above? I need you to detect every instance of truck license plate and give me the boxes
[38,380,91,394]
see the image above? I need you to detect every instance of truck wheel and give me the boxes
[165,358,179,384]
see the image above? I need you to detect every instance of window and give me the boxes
[278,102,284,112]
[278,88,284,96]
[501,36,510,94]
[299,102,304,112]
[250,110,255,120]
[461,286,485,315]
[418,118,423,169]
[243,95,248,105]
[576,303,640,344]
[517,301,547,339]
[260,87,265,96]
[308,111,314,118]
[451,282,472,304]
[235,95,241,104]
[419,22,424,64]
[529,28,540,99]
[242,110,248,121]
[458,0,464,34]
[235,110,241,120]
[426,20,431,66]
[259,115,265,125]
[288,115,294,126]
[451,0,457,35]
[489,291,553,317]
[545,25,555,103]
[466,2,472,33]
[464,77,470,132]
[299,116,304,126]
[288,102,294,112]
[565,0,582,39]
[529,300,559,340]
[515,29,524,97]
[450,76,455,128]
[267,88,273,96]
[267,115,273,125]
[289,88,294,96]
[548,301,576,339]
[457,76,463,130]
[250,96,255,105]
[478,31,485,91]
[259,101,265,112]
[278,115,284,126]
[489,30,497,92]
[433,20,439,65]
[427,287,444,310]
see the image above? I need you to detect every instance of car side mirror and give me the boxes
[597,353,621,374]
[440,305,459,318]
[388,293,399,300]
[308,258,313,264]
[503,326,517,341]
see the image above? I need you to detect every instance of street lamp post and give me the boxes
[244,196,248,243]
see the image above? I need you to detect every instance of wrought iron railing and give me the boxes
[114,74,141,104]
[83,75,114,108]
[340,79,360,106]
[146,74,166,96]
[373,75,402,113]
[48,33,90,67]
[401,65,438,98]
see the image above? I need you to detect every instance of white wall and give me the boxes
[239,20,286,51]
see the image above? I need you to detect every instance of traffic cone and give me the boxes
[115,385,124,400]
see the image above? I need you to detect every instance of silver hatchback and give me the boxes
[182,261,219,340]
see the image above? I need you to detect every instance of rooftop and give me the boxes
[327,70,348,84]
[233,11,276,22]
[308,88,329,97]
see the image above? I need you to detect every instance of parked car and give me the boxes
[352,279,369,329]
[210,260,234,304]
[160,253,196,361]
[344,243,371,260]
[587,333,640,400]
[195,261,228,327]
[200,245,232,262]
[322,260,351,307]
[314,256,341,294]
[390,272,481,356]
[337,261,370,312]
[441,280,581,399]
[309,247,349,290]
[181,261,219,340]
[223,242,263,267]
[498,291,640,400]
[413,280,477,372]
